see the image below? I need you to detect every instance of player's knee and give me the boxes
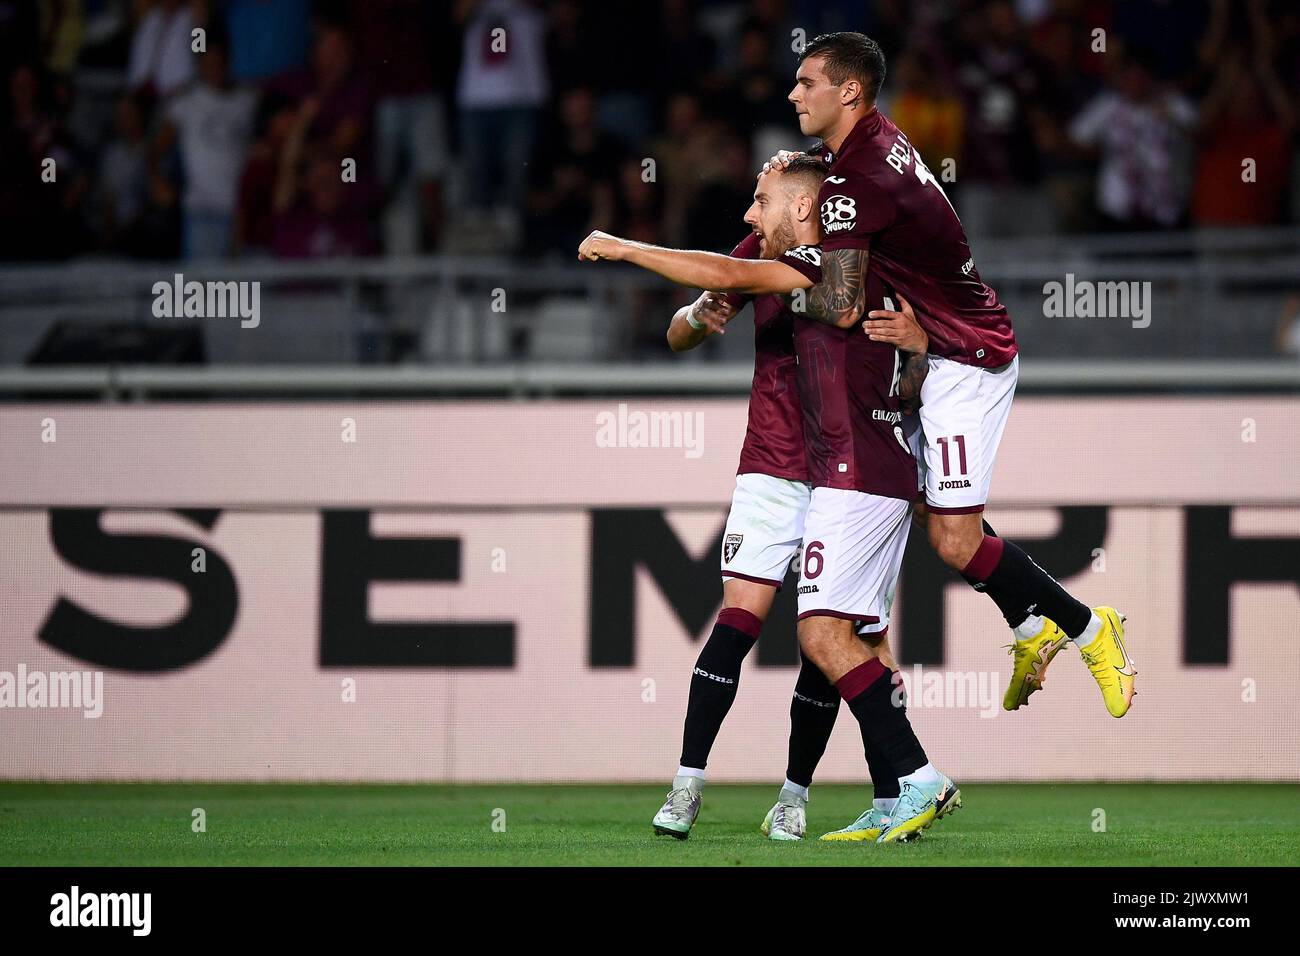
[799,615,857,676]
[796,620,833,666]
[721,578,775,621]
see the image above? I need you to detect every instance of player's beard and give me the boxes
[764,213,798,260]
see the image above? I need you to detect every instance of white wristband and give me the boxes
[685,309,706,331]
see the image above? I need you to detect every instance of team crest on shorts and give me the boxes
[723,533,743,563]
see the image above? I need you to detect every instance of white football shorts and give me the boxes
[796,486,912,631]
[719,473,812,588]
[917,354,1018,514]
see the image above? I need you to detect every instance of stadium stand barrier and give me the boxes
[1,228,1297,389]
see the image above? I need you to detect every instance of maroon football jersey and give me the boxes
[817,108,1017,367]
[793,264,918,501]
[724,233,819,481]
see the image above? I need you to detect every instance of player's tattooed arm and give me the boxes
[897,353,929,414]
[804,247,870,329]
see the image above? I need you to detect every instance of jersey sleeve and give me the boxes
[777,244,823,286]
[723,232,762,310]
[818,172,897,252]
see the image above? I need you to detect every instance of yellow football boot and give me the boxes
[876,774,958,844]
[1003,617,1071,711]
[819,806,890,842]
[1078,607,1136,718]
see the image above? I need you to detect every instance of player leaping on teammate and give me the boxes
[764,32,1135,718]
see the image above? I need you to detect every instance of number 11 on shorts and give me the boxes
[936,435,968,476]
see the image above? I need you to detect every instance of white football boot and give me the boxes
[652,776,703,839]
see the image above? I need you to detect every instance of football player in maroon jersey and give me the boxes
[580,158,960,843]
[768,32,1135,721]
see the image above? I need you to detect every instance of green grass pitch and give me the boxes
[1,783,1297,866]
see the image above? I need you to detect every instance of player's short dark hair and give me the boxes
[780,154,830,195]
[799,32,886,102]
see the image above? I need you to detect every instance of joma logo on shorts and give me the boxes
[938,479,971,490]
[797,584,819,594]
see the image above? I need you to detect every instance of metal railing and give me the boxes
[0,227,1296,393]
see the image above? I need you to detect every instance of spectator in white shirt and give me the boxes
[455,0,549,213]
[155,37,257,259]
[1069,48,1196,229]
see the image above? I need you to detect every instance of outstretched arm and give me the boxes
[578,231,811,296]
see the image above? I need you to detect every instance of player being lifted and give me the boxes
[766,32,1135,717]
[579,156,959,843]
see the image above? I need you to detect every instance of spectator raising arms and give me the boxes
[235,92,297,257]
[1069,47,1197,230]
[2,0,1299,267]
[271,96,376,259]
[1192,48,1294,226]
[269,21,371,164]
[127,0,197,99]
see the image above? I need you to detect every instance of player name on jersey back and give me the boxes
[818,108,1018,368]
